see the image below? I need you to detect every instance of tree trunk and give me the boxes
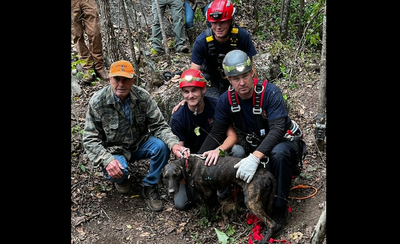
[119,0,138,72]
[97,0,126,65]
[298,0,304,38]
[310,201,326,244]
[280,0,291,40]
[314,4,326,151]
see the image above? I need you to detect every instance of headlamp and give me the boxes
[223,57,251,73]
[209,11,223,20]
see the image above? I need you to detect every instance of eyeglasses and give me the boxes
[209,11,223,20]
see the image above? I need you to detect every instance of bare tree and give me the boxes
[298,0,304,37]
[119,0,138,72]
[310,201,326,244]
[314,3,326,152]
[280,0,291,40]
[96,0,126,64]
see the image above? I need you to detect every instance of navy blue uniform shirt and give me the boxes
[170,96,219,153]
[191,27,257,75]
[214,81,291,135]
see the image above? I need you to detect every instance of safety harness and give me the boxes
[205,26,239,57]
[228,78,269,148]
[204,26,239,80]
[228,79,307,173]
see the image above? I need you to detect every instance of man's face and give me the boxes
[110,76,134,100]
[181,86,205,106]
[210,20,231,38]
[227,70,254,98]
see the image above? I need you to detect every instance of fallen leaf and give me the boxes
[76,225,85,235]
[74,216,86,226]
[290,231,303,240]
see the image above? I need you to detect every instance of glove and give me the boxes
[234,153,260,183]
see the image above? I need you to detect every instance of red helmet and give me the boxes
[206,0,235,22]
[179,69,207,88]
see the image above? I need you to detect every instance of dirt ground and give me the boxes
[71,1,326,243]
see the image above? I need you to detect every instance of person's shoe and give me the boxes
[142,185,163,212]
[178,45,189,53]
[96,69,109,80]
[82,69,93,83]
[151,48,163,57]
[115,180,131,194]
[271,205,290,237]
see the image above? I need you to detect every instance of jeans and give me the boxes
[184,1,211,28]
[103,135,170,186]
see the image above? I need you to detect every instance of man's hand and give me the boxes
[202,148,222,166]
[172,144,190,159]
[171,99,186,114]
[106,159,124,178]
[233,153,260,183]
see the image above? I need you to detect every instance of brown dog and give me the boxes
[162,155,278,242]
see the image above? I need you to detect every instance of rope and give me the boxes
[288,185,318,200]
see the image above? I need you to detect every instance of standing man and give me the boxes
[171,0,258,113]
[151,0,189,55]
[82,60,190,212]
[169,68,245,210]
[71,0,109,83]
[198,50,307,237]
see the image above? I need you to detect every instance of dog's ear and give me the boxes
[178,157,186,168]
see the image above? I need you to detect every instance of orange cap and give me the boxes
[109,60,135,78]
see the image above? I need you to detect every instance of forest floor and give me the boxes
[71,1,326,243]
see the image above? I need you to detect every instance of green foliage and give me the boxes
[80,164,86,172]
[194,7,205,23]
[71,125,83,136]
[214,225,236,244]
[255,0,325,49]
[215,228,229,244]
[198,205,221,227]
[71,55,95,81]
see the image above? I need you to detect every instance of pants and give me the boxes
[103,136,170,186]
[184,1,211,28]
[265,140,306,207]
[151,0,186,52]
[71,0,104,71]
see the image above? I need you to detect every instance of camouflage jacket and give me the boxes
[82,85,179,168]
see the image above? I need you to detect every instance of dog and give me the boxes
[162,154,278,243]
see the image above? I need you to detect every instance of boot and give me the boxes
[82,69,93,83]
[96,69,109,80]
[114,179,131,194]
[142,185,163,212]
[271,205,290,237]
